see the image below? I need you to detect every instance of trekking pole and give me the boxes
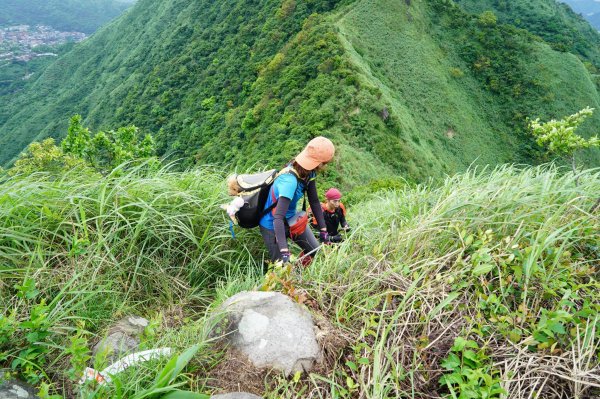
[229,220,236,239]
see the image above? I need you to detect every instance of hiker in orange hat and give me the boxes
[259,136,335,266]
[310,187,349,243]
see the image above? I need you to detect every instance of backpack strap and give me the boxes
[266,166,307,217]
[256,167,291,219]
[269,187,279,217]
[264,190,279,218]
[300,170,315,212]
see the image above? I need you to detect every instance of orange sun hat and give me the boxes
[295,136,335,170]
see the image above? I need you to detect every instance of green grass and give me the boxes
[334,0,600,177]
[1,162,598,397]
[0,163,265,393]
[271,164,600,398]
[335,0,516,176]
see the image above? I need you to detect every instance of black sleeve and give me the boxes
[307,179,326,230]
[339,207,348,228]
[273,196,291,252]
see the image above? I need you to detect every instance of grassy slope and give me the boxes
[1,164,598,397]
[334,0,600,174]
[335,0,515,175]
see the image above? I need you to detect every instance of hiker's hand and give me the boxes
[319,231,330,243]
[330,234,343,243]
[280,249,291,264]
[343,225,351,232]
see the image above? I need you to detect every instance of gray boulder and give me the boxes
[211,394,262,399]
[0,371,39,399]
[217,291,321,375]
[92,315,149,361]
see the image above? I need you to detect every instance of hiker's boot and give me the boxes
[298,251,313,267]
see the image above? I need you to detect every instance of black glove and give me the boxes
[280,249,291,264]
[330,234,343,243]
[319,231,330,243]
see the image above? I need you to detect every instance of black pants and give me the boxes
[259,225,320,262]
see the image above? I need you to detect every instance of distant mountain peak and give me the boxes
[561,0,600,29]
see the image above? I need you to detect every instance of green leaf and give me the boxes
[548,321,566,335]
[345,361,357,371]
[346,376,356,389]
[161,390,210,399]
[26,332,40,343]
[533,331,548,343]
[441,353,460,370]
[490,387,508,395]
[472,263,494,276]
[465,340,479,349]
[154,345,199,389]
[429,292,459,319]
[462,350,479,367]
[292,371,302,383]
[465,235,474,247]
[451,337,469,352]
[440,372,462,386]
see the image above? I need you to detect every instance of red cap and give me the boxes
[325,188,342,200]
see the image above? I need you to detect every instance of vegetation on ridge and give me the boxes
[457,0,600,67]
[1,0,600,182]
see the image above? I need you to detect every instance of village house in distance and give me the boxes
[0,24,87,62]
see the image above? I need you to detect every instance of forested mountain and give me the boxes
[562,0,600,30]
[0,0,599,184]
[0,0,133,33]
[457,0,600,65]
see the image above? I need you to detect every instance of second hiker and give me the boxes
[310,187,350,243]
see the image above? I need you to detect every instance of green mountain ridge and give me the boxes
[458,0,600,65]
[0,0,599,184]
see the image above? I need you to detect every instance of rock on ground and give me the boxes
[0,372,39,399]
[216,291,321,375]
[92,315,149,362]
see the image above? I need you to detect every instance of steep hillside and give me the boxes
[0,1,133,110]
[457,0,600,66]
[205,0,600,180]
[0,0,133,33]
[0,0,599,184]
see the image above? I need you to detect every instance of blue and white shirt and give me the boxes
[259,170,314,230]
